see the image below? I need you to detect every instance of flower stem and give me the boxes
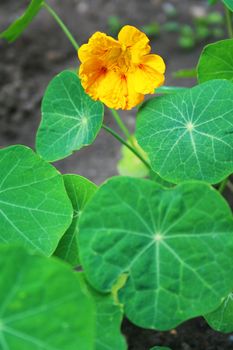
[102,124,151,170]
[225,5,233,38]
[110,109,131,140]
[43,2,79,50]
[218,177,229,193]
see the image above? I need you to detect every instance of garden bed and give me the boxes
[0,1,232,349]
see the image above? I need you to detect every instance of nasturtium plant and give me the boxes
[36,70,104,162]
[136,79,233,184]
[197,39,233,83]
[0,245,96,350]
[78,177,233,330]
[0,145,72,255]
[2,0,233,348]
[205,292,233,333]
[0,0,44,42]
[55,174,97,266]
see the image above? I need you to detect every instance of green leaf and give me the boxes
[206,11,223,25]
[117,136,149,178]
[136,79,233,184]
[92,290,127,350]
[36,70,104,162]
[197,39,233,83]
[0,244,95,350]
[55,175,97,266]
[0,145,72,255]
[173,68,197,79]
[178,36,195,50]
[0,0,44,42]
[222,0,233,11]
[142,22,160,37]
[79,274,127,350]
[208,0,218,4]
[150,347,171,350]
[205,292,233,333]
[78,177,233,330]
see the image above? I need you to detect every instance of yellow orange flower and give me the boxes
[78,25,166,110]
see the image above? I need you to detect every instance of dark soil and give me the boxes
[123,317,233,350]
[0,1,232,349]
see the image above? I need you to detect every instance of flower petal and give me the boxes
[95,70,144,110]
[118,25,151,62]
[78,32,120,63]
[130,55,165,94]
[142,54,166,74]
[78,26,166,110]
[79,58,108,97]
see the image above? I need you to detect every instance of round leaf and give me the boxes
[78,177,233,330]
[197,39,233,83]
[205,292,233,333]
[0,145,73,255]
[136,79,233,184]
[55,175,97,266]
[36,70,104,162]
[0,245,95,350]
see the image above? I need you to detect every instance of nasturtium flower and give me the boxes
[78,25,166,110]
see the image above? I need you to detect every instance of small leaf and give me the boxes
[136,79,233,184]
[36,70,104,162]
[208,0,219,5]
[78,177,233,330]
[117,136,149,178]
[198,39,233,83]
[173,68,197,79]
[142,22,160,37]
[222,0,233,11]
[206,11,223,25]
[0,145,73,255]
[0,0,44,42]
[205,292,233,333]
[0,245,95,350]
[55,175,97,266]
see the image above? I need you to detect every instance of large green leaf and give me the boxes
[55,175,97,266]
[36,71,104,162]
[222,0,233,11]
[136,79,233,184]
[0,245,95,350]
[78,177,233,330]
[0,145,72,255]
[0,0,44,42]
[205,292,233,333]
[197,39,233,83]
